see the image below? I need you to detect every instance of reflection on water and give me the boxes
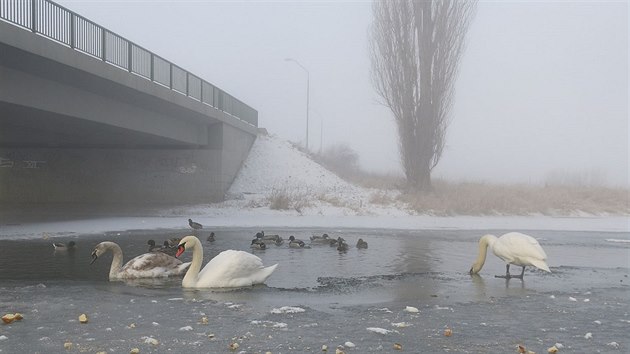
[0,227,628,306]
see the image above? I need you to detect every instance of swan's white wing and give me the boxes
[119,252,188,279]
[196,250,278,288]
[494,232,550,271]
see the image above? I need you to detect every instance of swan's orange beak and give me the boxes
[176,244,185,258]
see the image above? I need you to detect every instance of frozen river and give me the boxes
[0,223,628,353]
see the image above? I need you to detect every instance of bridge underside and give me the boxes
[0,21,257,205]
[0,118,255,204]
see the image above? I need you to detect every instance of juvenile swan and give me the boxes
[469,232,550,279]
[176,235,278,288]
[91,241,190,280]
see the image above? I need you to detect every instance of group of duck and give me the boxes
[52,214,552,288]
[249,231,369,252]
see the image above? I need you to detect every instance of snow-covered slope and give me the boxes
[226,134,406,216]
[230,135,361,197]
[167,133,406,217]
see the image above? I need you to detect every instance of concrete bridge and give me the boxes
[0,0,259,205]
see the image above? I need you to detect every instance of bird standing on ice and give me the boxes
[188,218,203,230]
[469,232,550,279]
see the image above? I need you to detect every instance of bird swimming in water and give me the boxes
[288,236,309,248]
[175,235,277,288]
[91,241,190,280]
[250,238,267,250]
[356,238,368,249]
[310,233,331,244]
[147,239,162,252]
[53,241,76,251]
[337,237,349,252]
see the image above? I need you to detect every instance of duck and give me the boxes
[148,240,177,256]
[147,239,162,252]
[52,241,76,251]
[310,233,330,244]
[262,233,282,242]
[188,219,203,230]
[159,241,178,257]
[337,237,349,252]
[273,237,284,246]
[469,232,551,279]
[329,237,343,247]
[250,238,267,250]
[356,238,368,249]
[207,232,215,242]
[91,241,190,280]
[288,235,308,248]
[175,235,278,288]
[262,235,284,246]
[167,237,181,247]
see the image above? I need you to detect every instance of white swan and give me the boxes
[91,241,190,280]
[469,232,551,279]
[175,235,278,288]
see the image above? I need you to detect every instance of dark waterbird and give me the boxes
[188,219,203,230]
[52,241,76,251]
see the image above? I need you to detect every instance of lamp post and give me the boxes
[284,58,310,151]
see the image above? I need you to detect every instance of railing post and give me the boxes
[169,63,173,89]
[200,80,204,103]
[128,41,132,72]
[101,28,106,61]
[150,54,154,81]
[186,72,189,96]
[69,13,75,49]
[31,0,37,33]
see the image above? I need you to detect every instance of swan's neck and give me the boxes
[106,242,124,278]
[182,238,203,287]
[471,234,496,273]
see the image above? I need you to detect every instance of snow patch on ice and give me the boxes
[270,306,306,314]
[251,320,288,328]
[606,238,630,243]
[366,327,398,335]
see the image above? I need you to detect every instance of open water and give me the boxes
[0,225,628,353]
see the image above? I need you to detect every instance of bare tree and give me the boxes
[370,0,476,191]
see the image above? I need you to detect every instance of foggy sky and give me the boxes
[56,0,628,187]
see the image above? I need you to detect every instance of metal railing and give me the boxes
[0,0,258,127]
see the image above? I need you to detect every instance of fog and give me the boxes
[56,0,628,187]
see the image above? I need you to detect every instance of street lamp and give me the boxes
[284,58,310,151]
